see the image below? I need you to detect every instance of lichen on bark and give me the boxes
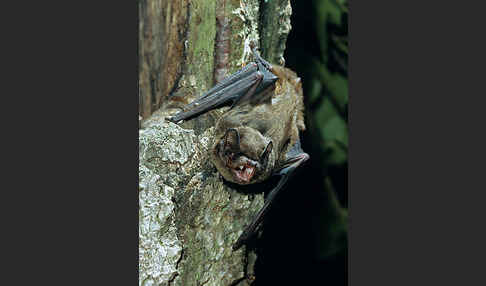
[140,113,264,286]
[259,0,292,65]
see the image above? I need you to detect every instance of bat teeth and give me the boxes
[232,164,255,184]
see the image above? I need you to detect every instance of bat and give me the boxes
[167,48,309,250]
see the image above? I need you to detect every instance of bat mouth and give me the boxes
[231,163,256,183]
[217,136,260,184]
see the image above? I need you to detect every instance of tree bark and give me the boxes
[139,1,293,285]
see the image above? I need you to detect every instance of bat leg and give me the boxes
[167,49,280,123]
[233,144,309,250]
[167,68,263,123]
[230,71,263,108]
[185,62,258,107]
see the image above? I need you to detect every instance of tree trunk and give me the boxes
[138,1,293,285]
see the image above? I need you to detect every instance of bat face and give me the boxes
[210,126,274,185]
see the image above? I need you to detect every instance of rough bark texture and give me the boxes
[139,1,293,285]
[139,118,262,286]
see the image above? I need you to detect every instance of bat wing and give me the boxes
[167,49,278,123]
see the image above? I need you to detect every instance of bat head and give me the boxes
[211,126,275,185]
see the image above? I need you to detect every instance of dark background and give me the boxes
[254,0,348,284]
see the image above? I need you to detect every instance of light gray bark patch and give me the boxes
[139,118,264,286]
[139,164,182,286]
[139,122,196,166]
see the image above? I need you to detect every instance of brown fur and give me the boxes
[210,65,305,184]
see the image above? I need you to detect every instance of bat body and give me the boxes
[168,49,309,250]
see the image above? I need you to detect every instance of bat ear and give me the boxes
[260,141,273,165]
[223,128,240,151]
